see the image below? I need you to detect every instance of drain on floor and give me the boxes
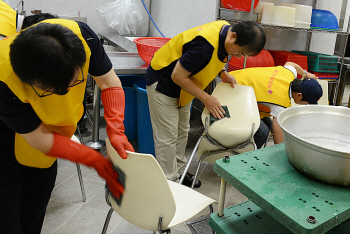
[185,215,212,234]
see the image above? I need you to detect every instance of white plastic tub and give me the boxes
[270,6,296,27]
[282,3,312,28]
[254,2,274,23]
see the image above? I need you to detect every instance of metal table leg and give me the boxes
[218,178,227,217]
[86,83,105,150]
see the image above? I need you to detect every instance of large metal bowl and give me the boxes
[277,105,350,186]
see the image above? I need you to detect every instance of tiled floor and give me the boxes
[42,84,350,234]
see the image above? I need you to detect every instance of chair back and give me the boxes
[105,139,176,231]
[201,83,260,148]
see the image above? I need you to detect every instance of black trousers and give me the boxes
[0,128,57,234]
[253,117,273,149]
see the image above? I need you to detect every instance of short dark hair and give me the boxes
[22,13,58,29]
[10,23,86,95]
[231,21,266,55]
[290,78,308,101]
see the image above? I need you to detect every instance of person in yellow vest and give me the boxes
[0,0,23,39]
[0,0,57,39]
[145,20,266,187]
[229,62,322,148]
[0,19,134,233]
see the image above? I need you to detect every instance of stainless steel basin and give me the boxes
[277,105,350,186]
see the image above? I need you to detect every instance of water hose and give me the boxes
[141,0,166,37]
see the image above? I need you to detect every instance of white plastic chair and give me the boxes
[101,138,216,234]
[180,83,261,188]
[70,134,86,202]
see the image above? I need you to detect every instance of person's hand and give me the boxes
[221,71,237,88]
[307,72,318,79]
[46,133,124,199]
[109,134,134,159]
[101,87,135,159]
[203,95,225,119]
[93,156,124,199]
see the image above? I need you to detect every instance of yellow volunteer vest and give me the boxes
[0,1,17,38]
[0,19,91,168]
[232,66,294,118]
[151,21,229,107]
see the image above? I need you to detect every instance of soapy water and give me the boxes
[299,131,350,153]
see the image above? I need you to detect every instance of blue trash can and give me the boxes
[119,75,144,141]
[134,79,155,156]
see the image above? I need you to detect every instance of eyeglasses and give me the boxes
[31,68,85,97]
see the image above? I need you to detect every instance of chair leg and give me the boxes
[158,216,163,233]
[191,157,204,189]
[75,127,87,202]
[179,135,204,184]
[85,111,93,127]
[208,204,215,234]
[76,163,86,202]
[101,208,114,234]
[157,216,172,233]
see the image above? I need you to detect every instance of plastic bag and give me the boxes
[96,0,144,35]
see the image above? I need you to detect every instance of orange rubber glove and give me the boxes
[101,87,134,159]
[46,133,124,199]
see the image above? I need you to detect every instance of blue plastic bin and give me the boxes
[119,75,144,141]
[134,79,155,156]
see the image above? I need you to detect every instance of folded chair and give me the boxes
[180,83,261,188]
[101,139,216,234]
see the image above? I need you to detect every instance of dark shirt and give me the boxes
[145,24,229,98]
[0,21,112,156]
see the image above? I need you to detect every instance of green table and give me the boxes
[211,143,350,234]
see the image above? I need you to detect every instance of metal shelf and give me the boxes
[216,0,350,105]
[217,17,349,35]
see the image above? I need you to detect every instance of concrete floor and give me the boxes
[42,84,350,234]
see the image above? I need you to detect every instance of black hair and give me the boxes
[22,13,58,29]
[290,78,308,101]
[230,21,266,55]
[10,23,86,95]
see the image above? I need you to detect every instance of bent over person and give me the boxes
[229,62,323,148]
[0,0,57,39]
[145,20,266,187]
[0,19,133,233]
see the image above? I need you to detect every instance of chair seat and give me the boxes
[201,83,260,148]
[167,180,216,228]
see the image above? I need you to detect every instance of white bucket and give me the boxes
[281,3,312,28]
[270,6,296,27]
[260,4,274,25]
[254,2,274,23]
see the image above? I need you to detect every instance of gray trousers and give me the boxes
[147,82,191,181]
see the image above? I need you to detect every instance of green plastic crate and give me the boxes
[292,50,339,73]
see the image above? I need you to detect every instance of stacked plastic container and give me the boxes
[292,50,339,80]
[267,50,308,79]
[228,49,274,71]
[281,3,312,28]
